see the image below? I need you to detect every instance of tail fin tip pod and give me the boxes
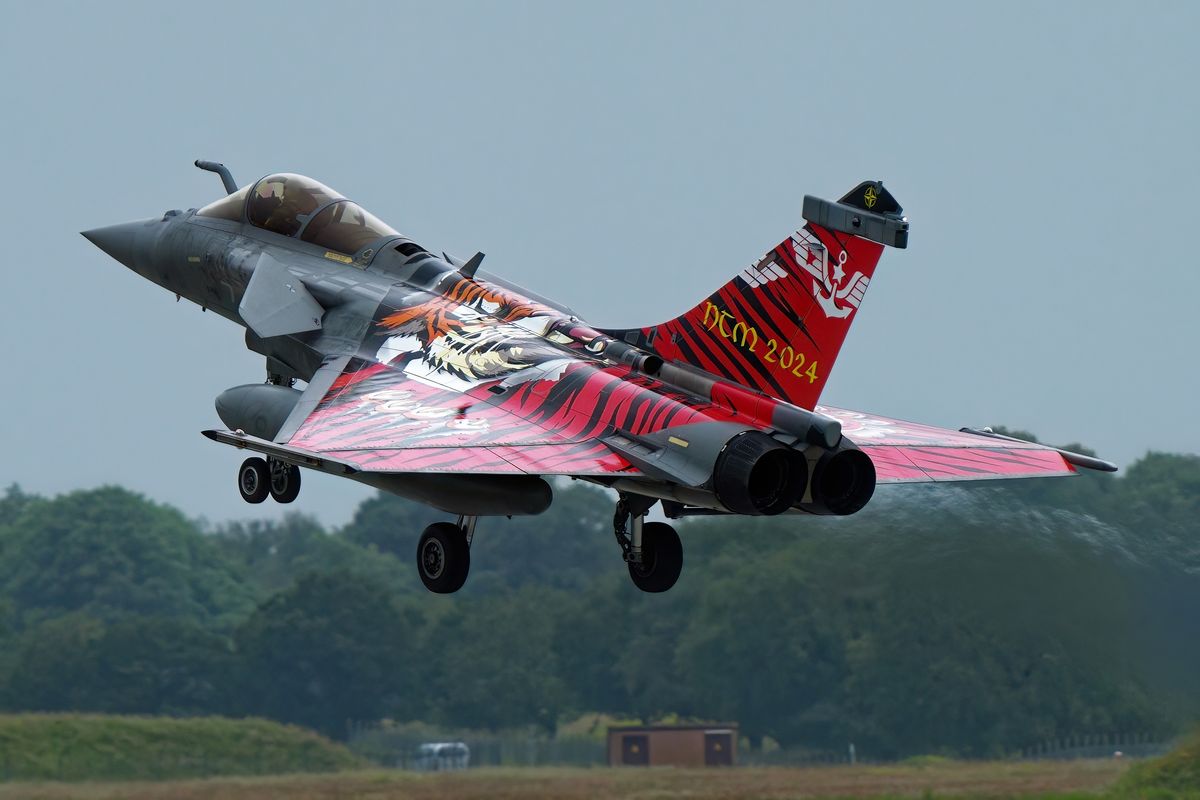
[617,181,909,411]
[809,180,910,249]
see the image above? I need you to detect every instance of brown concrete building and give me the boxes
[607,724,738,767]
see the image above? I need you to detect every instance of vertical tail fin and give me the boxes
[613,181,908,410]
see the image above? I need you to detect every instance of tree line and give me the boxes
[0,436,1196,757]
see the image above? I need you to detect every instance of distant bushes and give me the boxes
[0,714,364,781]
[1114,729,1200,799]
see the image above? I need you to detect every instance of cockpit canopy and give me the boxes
[197,173,398,257]
[247,173,339,236]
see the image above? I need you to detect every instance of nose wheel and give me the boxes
[237,457,301,504]
[416,516,476,594]
[614,495,682,593]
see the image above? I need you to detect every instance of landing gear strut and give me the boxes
[614,494,683,593]
[416,515,476,594]
[237,457,301,504]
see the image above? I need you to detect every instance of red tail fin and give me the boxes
[616,181,908,410]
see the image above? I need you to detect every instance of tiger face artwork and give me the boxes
[375,274,577,388]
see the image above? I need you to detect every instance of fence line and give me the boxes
[1019,731,1169,760]
[349,724,1171,771]
[349,724,607,768]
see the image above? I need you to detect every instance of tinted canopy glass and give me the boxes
[197,185,251,221]
[247,173,341,237]
[301,200,398,255]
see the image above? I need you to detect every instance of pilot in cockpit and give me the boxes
[224,173,398,256]
[260,179,311,237]
[249,179,286,234]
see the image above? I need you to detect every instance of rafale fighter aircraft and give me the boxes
[83,161,1116,594]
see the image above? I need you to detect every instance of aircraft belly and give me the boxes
[321,443,639,476]
[351,471,552,516]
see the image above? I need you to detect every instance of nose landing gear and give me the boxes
[614,494,682,593]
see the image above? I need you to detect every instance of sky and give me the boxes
[1,1,1196,527]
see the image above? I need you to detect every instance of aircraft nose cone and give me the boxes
[81,221,144,270]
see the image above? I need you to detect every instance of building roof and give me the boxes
[608,723,738,734]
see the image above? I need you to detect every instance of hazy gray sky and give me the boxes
[2,1,1196,526]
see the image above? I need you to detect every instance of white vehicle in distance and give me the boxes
[413,741,470,771]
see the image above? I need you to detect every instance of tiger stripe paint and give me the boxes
[627,223,885,410]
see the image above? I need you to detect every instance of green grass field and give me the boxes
[0,714,363,782]
[0,760,1134,800]
[0,718,1195,800]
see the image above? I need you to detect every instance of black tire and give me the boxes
[269,461,302,504]
[628,522,683,593]
[416,522,471,594]
[237,457,270,504]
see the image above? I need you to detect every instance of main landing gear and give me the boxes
[237,457,302,504]
[614,494,683,593]
[417,515,477,594]
[411,497,681,595]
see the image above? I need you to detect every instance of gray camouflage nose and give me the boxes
[82,221,147,272]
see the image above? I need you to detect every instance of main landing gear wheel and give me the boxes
[268,459,302,504]
[627,522,683,593]
[613,494,683,593]
[417,521,471,594]
[237,457,270,504]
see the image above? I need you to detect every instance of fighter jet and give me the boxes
[82,161,1116,594]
